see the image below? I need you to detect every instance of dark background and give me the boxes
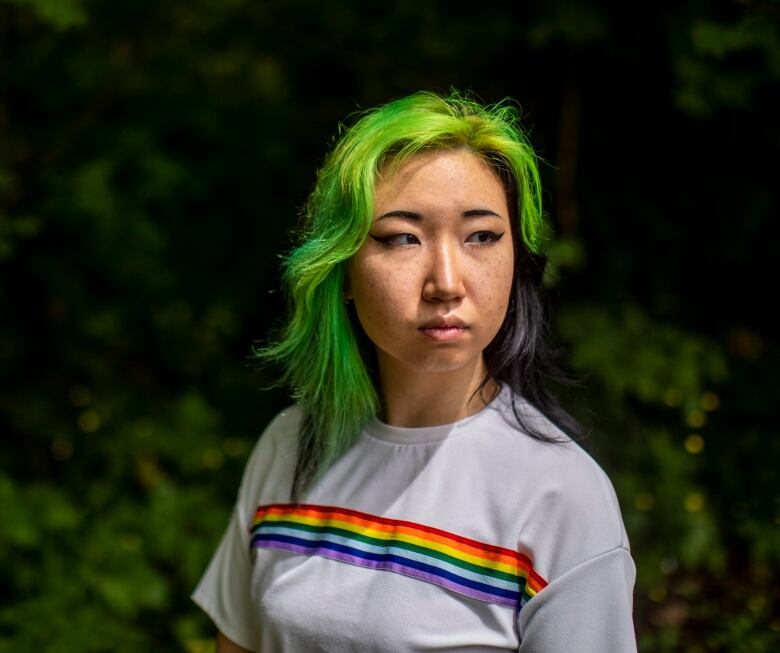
[1,1,778,651]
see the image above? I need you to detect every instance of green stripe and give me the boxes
[255,518,522,585]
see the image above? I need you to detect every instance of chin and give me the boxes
[403,352,483,375]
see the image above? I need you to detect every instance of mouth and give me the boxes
[418,319,468,342]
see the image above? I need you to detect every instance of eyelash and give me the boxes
[371,233,419,247]
[467,231,504,246]
[371,232,505,248]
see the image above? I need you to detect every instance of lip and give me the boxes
[418,317,468,342]
[420,317,467,329]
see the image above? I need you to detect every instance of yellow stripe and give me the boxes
[258,512,523,577]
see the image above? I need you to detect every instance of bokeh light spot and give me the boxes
[223,437,247,458]
[747,595,765,612]
[686,409,706,429]
[649,586,667,602]
[700,392,720,411]
[684,434,705,454]
[663,387,682,407]
[202,448,224,469]
[685,492,705,512]
[659,556,678,575]
[77,410,101,432]
[635,492,654,511]
[51,437,74,461]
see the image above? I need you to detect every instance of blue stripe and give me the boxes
[251,531,519,602]
[259,523,520,592]
[251,519,520,583]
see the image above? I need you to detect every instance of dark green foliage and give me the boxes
[0,0,777,650]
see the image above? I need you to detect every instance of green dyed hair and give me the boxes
[258,90,548,500]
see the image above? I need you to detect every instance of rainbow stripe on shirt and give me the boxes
[249,503,547,610]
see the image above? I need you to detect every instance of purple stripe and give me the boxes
[252,532,519,600]
[256,539,517,608]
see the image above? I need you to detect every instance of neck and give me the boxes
[376,355,500,427]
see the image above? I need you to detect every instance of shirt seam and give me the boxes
[534,546,633,596]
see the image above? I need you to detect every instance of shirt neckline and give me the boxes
[364,384,509,445]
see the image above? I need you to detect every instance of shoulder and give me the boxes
[529,438,630,565]
[489,390,631,579]
[264,403,304,443]
[244,403,303,473]
[236,403,303,507]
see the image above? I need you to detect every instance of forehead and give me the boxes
[373,149,506,209]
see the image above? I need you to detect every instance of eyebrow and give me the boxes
[376,209,503,221]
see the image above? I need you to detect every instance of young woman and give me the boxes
[192,91,637,652]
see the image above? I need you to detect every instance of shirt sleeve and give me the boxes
[191,503,259,651]
[517,547,637,653]
[190,405,299,652]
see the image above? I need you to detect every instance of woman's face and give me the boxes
[346,148,515,382]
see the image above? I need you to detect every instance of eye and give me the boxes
[467,231,504,246]
[370,233,420,248]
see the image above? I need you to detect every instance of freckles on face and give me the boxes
[349,249,419,319]
[346,148,515,375]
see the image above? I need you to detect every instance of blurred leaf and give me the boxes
[557,303,727,408]
[526,0,608,48]
[2,0,88,29]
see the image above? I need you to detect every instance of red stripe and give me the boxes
[254,502,548,589]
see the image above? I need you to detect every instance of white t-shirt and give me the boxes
[192,385,637,652]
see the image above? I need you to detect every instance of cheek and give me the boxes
[352,263,415,320]
[476,253,514,310]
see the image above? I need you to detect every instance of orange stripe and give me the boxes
[256,504,520,556]
[257,505,522,568]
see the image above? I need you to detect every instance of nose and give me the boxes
[422,241,465,303]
